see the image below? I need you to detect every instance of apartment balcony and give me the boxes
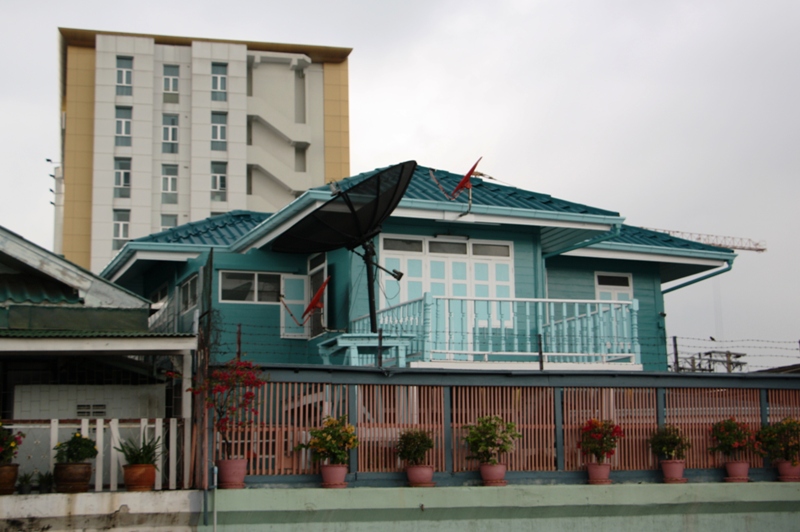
[343,295,641,370]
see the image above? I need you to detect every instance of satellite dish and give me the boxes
[272,161,417,332]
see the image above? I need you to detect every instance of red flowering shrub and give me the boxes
[578,419,624,464]
[708,417,757,459]
[189,359,268,459]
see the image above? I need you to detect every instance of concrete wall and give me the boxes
[2,483,798,531]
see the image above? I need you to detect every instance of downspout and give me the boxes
[542,224,622,260]
[662,259,734,295]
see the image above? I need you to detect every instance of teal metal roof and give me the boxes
[0,329,194,339]
[329,165,620,217]
[611,226,734,254]
[0,275,81,305]
[136,210,271,246]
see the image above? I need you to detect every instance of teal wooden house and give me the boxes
[101,162,735,372]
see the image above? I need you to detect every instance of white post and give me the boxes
[49,419,59,473]
[169,418,178,490]
[109,419,120,491]
[94,418,104,492]
[182,349,193,489]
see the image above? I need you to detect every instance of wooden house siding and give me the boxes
[545,256,667,370]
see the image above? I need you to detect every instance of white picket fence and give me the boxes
[4,418,190,491]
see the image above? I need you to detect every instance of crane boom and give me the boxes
[642,228,767,252]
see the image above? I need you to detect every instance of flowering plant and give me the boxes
[0,423,25,464]
[294,416,359,465]
[648,425,691,460]
[397,429,434,466]
[189,359,268,460]
[54,432,98,463]
[578,419,624,464]
[756,418,800,466]
[708,417,756,459]
[463,415,522,465]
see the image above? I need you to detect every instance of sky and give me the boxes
[1,0,798,370]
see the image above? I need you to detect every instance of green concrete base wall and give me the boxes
[199,484,800,532]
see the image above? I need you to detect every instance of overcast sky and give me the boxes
[2,0,798,369]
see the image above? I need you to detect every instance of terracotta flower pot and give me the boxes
[217,459,247,489]
[123,464,156,492]
[320,464,348,488]
[724,460,749,482]
[406,465,435,487]
[587,462,612,485]
[54,463,93,493]
[479,463,507,486]
[776,459,800,482]
[661,459,688,483]
[0,464,19,495]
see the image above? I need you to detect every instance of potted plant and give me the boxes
[756,417,800,481]
[708,417,755,482]
[16,472,34,495]
[36,471,54,494]
[648,425,691,483]
[115,436,162,491]
[189,359,268,489]
[53,431,98,493]
[0,423,25,495]
[578,419,624,484]
[294,416,359,488]
[463,415,522,486]
[396,429,435,487]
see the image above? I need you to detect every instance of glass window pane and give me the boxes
[221,272,255,301]
[257,274,280,302]
[472,243,510,257]
[429,241,467,254]
[384,238,423,252]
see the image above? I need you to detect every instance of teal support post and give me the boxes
[554,387,565,471]
[348,384,358,474]
[444,386,454,473]
[631,300,641,363]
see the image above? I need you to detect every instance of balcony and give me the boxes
[346,295,641,369]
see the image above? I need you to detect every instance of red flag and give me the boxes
[302,276,331,318]
[452,157,482,197]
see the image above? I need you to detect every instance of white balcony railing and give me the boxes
[350,294,640,366]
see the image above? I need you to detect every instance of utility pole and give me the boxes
[672,336,680,372]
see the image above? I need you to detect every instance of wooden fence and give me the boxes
[207,368,800,481]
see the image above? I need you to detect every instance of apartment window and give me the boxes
[212,63,227,101]
[161,164,178,204]
[211,112,227,150]
[116,56,133,96]
[180,275,198,313]
[246,165,253,195]
[112,209,130,250]
[113,158,131,198]
[163,64,179,103]
[220,271,280,303]
[211,162,227,202]
[162,114,179,153]
[115,107,132,146]
[161,214,178,231]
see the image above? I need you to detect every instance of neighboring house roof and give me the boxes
[611,225,734,255]
[136,211,271,246]
[0,329,194,339]
[0,275,81,305]
[0,225,148,309]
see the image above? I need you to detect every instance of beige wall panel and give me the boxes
[322,60,350,182]
[61,46,96,269]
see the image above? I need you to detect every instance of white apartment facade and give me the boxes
[56,29,351,272]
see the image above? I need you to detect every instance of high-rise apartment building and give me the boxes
[55,28,351,272]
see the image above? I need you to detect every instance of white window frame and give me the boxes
[180,275,198,313]
[161,165,178,204]
[211,63,227,101]
[218,271,281,304]
[113,158,131,198]
[112,209,130,250]
[115,107,132,146]
[116,56,132,95]
[211,112,227,151]
[211,162,227,202]
[160,214,178,232]
[162,114,178,153]
[308,254,327,338]
[595,272,634,301]
[163,65,179,93]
